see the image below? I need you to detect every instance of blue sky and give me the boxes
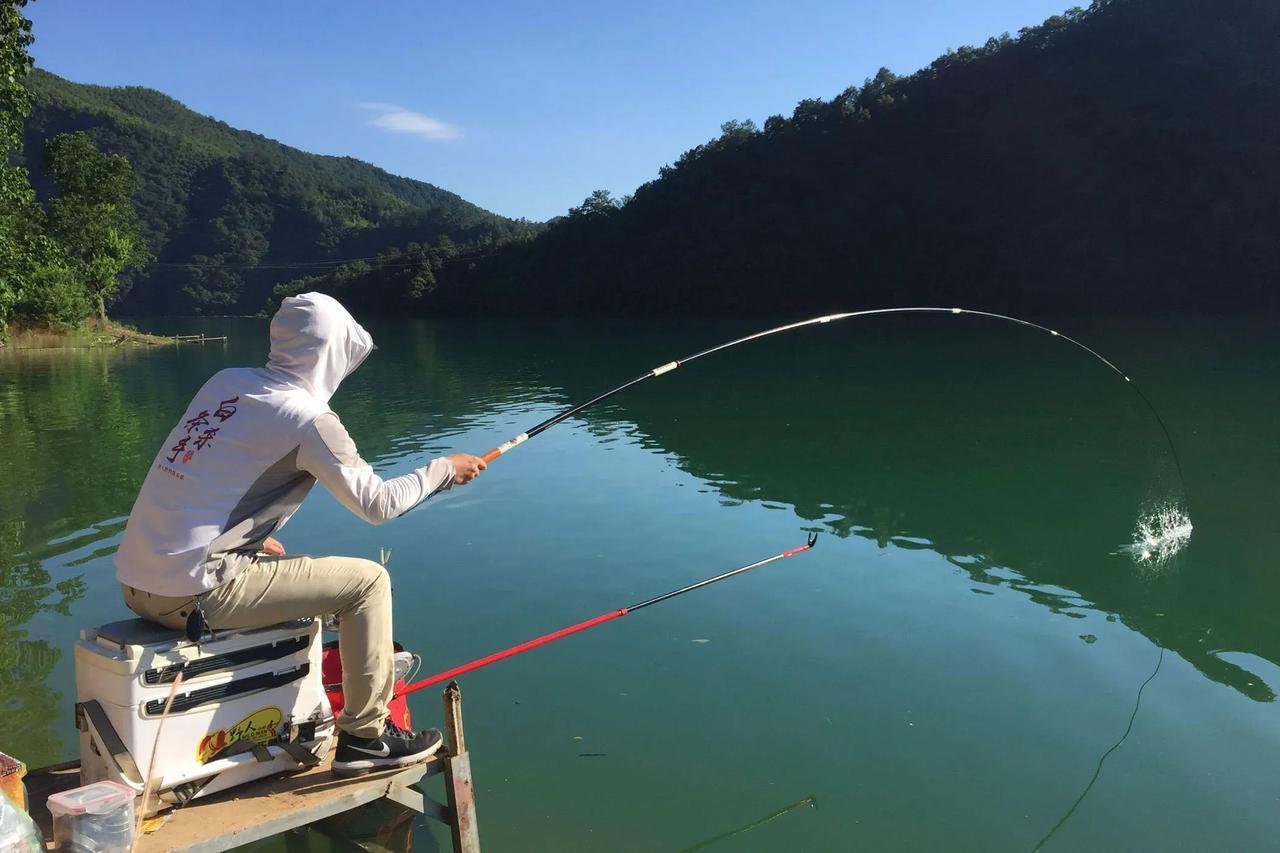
[28,0,1072,222]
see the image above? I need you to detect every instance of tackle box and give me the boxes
[75,617,332,813]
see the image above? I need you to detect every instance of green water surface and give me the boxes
[1,314,1276,851]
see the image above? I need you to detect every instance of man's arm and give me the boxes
[297,412,483,525]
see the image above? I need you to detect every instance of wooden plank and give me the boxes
[443,681,466,755]
[444,752,480,853]
[383,782,424,814]
[27,756,441,853]
[443,682,481,853]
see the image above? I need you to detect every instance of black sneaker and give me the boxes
[332,721,444,777]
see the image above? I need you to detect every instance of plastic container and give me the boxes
[47,780,135,852]
[0,789,41,852]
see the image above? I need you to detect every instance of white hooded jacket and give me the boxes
[116,293,454,597]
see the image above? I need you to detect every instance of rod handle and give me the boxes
[480,432,529,465]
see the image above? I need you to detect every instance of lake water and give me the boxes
[1,314,1276,851]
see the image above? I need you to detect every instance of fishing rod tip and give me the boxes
[807,532,819,548]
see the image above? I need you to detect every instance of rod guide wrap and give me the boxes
[497,433,529,454]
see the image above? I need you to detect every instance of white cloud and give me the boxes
[359,102,462,142]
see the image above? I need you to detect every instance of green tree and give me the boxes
[718,119,759,143]
[0,0,36,334]
[43,131,151,320]
[569,189,622,218]
[0,1,33,207]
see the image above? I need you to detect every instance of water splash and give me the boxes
[1121,504,1193,566]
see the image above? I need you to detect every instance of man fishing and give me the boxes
[115,292,486,776]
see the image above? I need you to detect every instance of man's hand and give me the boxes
[447,453,487,485]
[262,536,286,556]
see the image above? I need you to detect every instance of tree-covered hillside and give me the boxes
[289,0,1280,317]
[20,69,536,315]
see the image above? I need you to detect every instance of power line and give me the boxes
[141,249,498,273]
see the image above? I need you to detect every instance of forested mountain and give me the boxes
[19,69,535,315]
[287,0,1280,317]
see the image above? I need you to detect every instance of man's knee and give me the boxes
[351,558,390,599]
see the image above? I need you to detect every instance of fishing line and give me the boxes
[1030,644,1165,852]
[681,795,818,852]
[468,307,1191,560]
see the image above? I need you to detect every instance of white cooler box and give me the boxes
[75,617,333,813]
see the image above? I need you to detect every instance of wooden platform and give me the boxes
[28,755,438,852]
[25,682,480,852]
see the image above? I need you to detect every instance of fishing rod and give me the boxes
[476,307,1187,494]
[397,532,818,697]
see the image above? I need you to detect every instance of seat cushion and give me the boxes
[95,617,314,650]
[95,618,184,647]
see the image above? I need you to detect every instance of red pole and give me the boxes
[399,609,627,698]
[396,534,817,699]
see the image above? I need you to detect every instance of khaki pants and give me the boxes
[123,555,393,738]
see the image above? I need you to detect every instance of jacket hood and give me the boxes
[267,293,374,403]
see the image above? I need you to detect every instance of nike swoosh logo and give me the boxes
[349,743,390,757]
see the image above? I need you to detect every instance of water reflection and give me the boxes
[0,521,85,761]
[0,313,1274,798]
[526,316,1274,704]
[0,350,156,560]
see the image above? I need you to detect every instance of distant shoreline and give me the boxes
[1,320,176,352]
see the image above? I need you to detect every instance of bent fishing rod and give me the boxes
[475,306,1187,493]
[397,533,818,697]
